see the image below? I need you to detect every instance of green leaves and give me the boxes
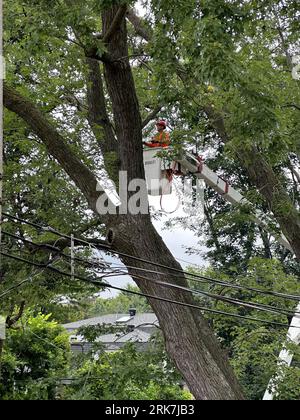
[189,258,300,400]
[0,312,70,400]
[65,339,192,400]
[88,284,151,317]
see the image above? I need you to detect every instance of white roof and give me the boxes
[63,313,158,331]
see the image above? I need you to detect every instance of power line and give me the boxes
[2,212,111,249]
[106,251,300,302]
[112,268,300,318]
[1,250,300,330]
[108,262,300,303]
[2,230,110,271]
[2,245,298,319]
[3,213,300,302]
[2,221,300,325]
[2,230,299,318]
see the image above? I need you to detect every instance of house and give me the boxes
[62,309,159,353]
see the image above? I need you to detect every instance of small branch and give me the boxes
[282,104,300,112]
[142,106,163,128]
[137,57,153,74]
[103,4,128,44]
[35,235,109,252]
[55,34,83,49]
[61,91,88,112]
[290,165,300,184]
[6,301,26,328]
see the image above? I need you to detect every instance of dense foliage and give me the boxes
[189,258,300,400]
[1,0,299,400]
[0,313,70,400]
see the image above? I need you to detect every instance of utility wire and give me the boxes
[2,230,110,270]
[3,214,300,302]
[106,251,300,302]
[1,250,300,330]
[2,212,111,249]
[109,268,300,318]
[108,262,300,303]
[2,230,299,318]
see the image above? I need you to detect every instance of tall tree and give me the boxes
[3,0,299,400]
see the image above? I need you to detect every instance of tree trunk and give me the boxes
[108,215,244,400]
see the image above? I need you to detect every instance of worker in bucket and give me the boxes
[144,120,171,148]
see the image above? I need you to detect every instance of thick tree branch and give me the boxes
[126,9,152,42]
[3,84,101,213]
[103,4,128,44]
[86,58,119,183]
[101,5,144,182]
[86,59,118,153]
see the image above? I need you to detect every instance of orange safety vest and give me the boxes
[145,131,171,148]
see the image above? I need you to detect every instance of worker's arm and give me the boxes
[164,132,171,145]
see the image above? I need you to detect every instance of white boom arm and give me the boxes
[263,303,300,400]
[177,151,293,252]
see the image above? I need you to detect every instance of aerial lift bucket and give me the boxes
[143,147,173,196]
